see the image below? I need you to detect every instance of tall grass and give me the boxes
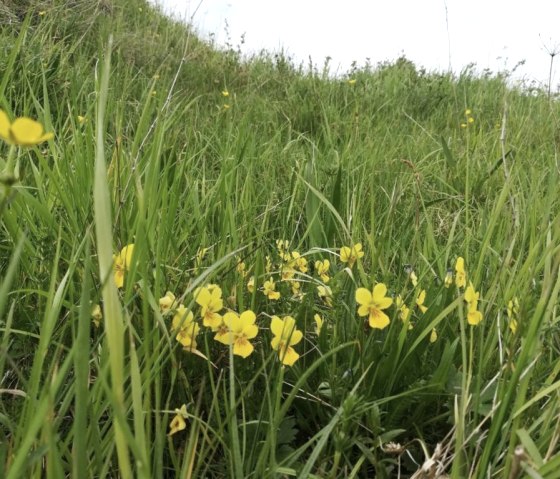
[1,1,559,477]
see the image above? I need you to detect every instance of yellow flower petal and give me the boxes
[279,346,300,366]
[369,309,390,329]
[355,287,372,306]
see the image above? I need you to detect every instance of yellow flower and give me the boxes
[195,247,208,267]
[468,116,474,124]
[159,291,177,314]
[464,282,479,307]
[507,297,519,333]
[168,404,188,436]
[265,256,273,273]
[263,278,280,300]
[77,115,87,125]
[247,276,255,293]
[270,315,302,366]
[171,305,200,350]
[223,104,231,110]
[355,283,393,329]
[276,239,289,253]
[460,123,468,128]
[455,257,466,288]
[236,258,247,277]
[217,310,259,358]
[195,285,223,329]
[430,329,438,343]
[291,281,304,300]
[340,243,364,268]
[315,259,330,283]
[404,266,418,287]
[222,89,229,97]
[396,295,412,324]
[444,269,453,288]
[464,282,483,326]
[290,251,308,273]
[317,285,333,308]
[91,304,102,328]
[38,10,46,16]
[465,109,472,116]
[113,244,135,289]
[416,289,428,314]
[347,79,357,85]
[314,313,324,335]
[0,109,54,146]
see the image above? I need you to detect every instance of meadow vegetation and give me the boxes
[1,1,560,477]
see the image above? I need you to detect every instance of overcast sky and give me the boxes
[150,0,560,88]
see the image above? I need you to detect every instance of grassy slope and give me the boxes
[1,1,560,478]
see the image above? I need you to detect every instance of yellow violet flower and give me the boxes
[315,259,330,283]
[263,278,280,300]
[455,257,466,288]
[247,276,255,293]
[159,291,177,314]
[113,244,135,289]
[464,282,479,307]
[465,109,472,116]
[172,305,200,350]
[507,297,519,333]
[464,282,483,326]
[340,243,364,268]
[222,89,229,97]
[168,404,188,436]
[217,310,259,358]
[347,79,357,85]
[355,283,393,329]
[270,315,303,366]
[317,285,333,308]
[395,295,412,324]
[0,109,54,146]
[291,281,304,300]
[91,304,102,328]
[195,285,223,329]
[314,313,324,335]
[291,251,308,273]
[430,329,438,343]
[416,290,428,314]
[444,269,453,288]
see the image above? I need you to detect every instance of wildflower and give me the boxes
[314,313,324,335]
[416,290,428,314]
[159,291,177,314]
[347,79,357,85]
[270,315,302,366]
[291,281,303,300]
[113,244,135,289]
[340,243,364,268]
[455,257,466,288]
[464,282,483,326]
[247,276,255,293]
[151,90,157,97]
[468,116,474,124]
[217,310,258,358]
[315,259,330,283]
[460,123,468,128]
[236,258,247,277]
[223,104,231,110]
[168,405,188,436]
[195,285,223,329]
[317,285,333,308]
[77,115,87,125]
[38,10,46,16]
[404,265,418,286]
[171,305,200,350]
[222,89,229,97]
[430,329,438,343]
[281,264,296,281]
[195,247,208,267]
[91,304,102,328]
[291,251,308,273]
[355,283,393,329]
[444,269,453,288]
[265,256,273,273]
[465,109,472,116]
[507,297,519,333]
[0,109,54,146]
[263,278,280,300]
[395,295,412,324]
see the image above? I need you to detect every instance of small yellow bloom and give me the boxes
[168,404,188,436]
[222,89,229,97]
[465,109,472,116]
[317,285,333,308]
[223,104,231,110]
[247,276,255,293]
[409,271,418,287]
[263,278,280,300]
[38,10,46,16]
[444,269,453,288]
[77,115,87,125]
[217,310,259,358]
[236,258,247,277]
[455,257,466,288]
[464,282,479,307]
[291,251,308,273]
[468,116,474,124]
[464,282,483,326]
[416,290,428,314]
[195,285,223,329]
[291,281,303,300]
[429,329,438,343]
[355,283,393,329]
[315,259,330,283]
[171,305,200,350]
[0,109,54,146]
[91,304,102,328]
[113,244,135,289]
[507,297,519,333]
[270,316,302,366]
[467,303,483,326]
[347,79,357,85]
[460,123,468,128]
[314,313,324,335]
[395,295,412,324]
[159,291,177,314]
[340,243,364,268]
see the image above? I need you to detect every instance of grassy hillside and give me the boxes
[1,1,560,478]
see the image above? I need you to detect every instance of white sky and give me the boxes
[150,0,560,88]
